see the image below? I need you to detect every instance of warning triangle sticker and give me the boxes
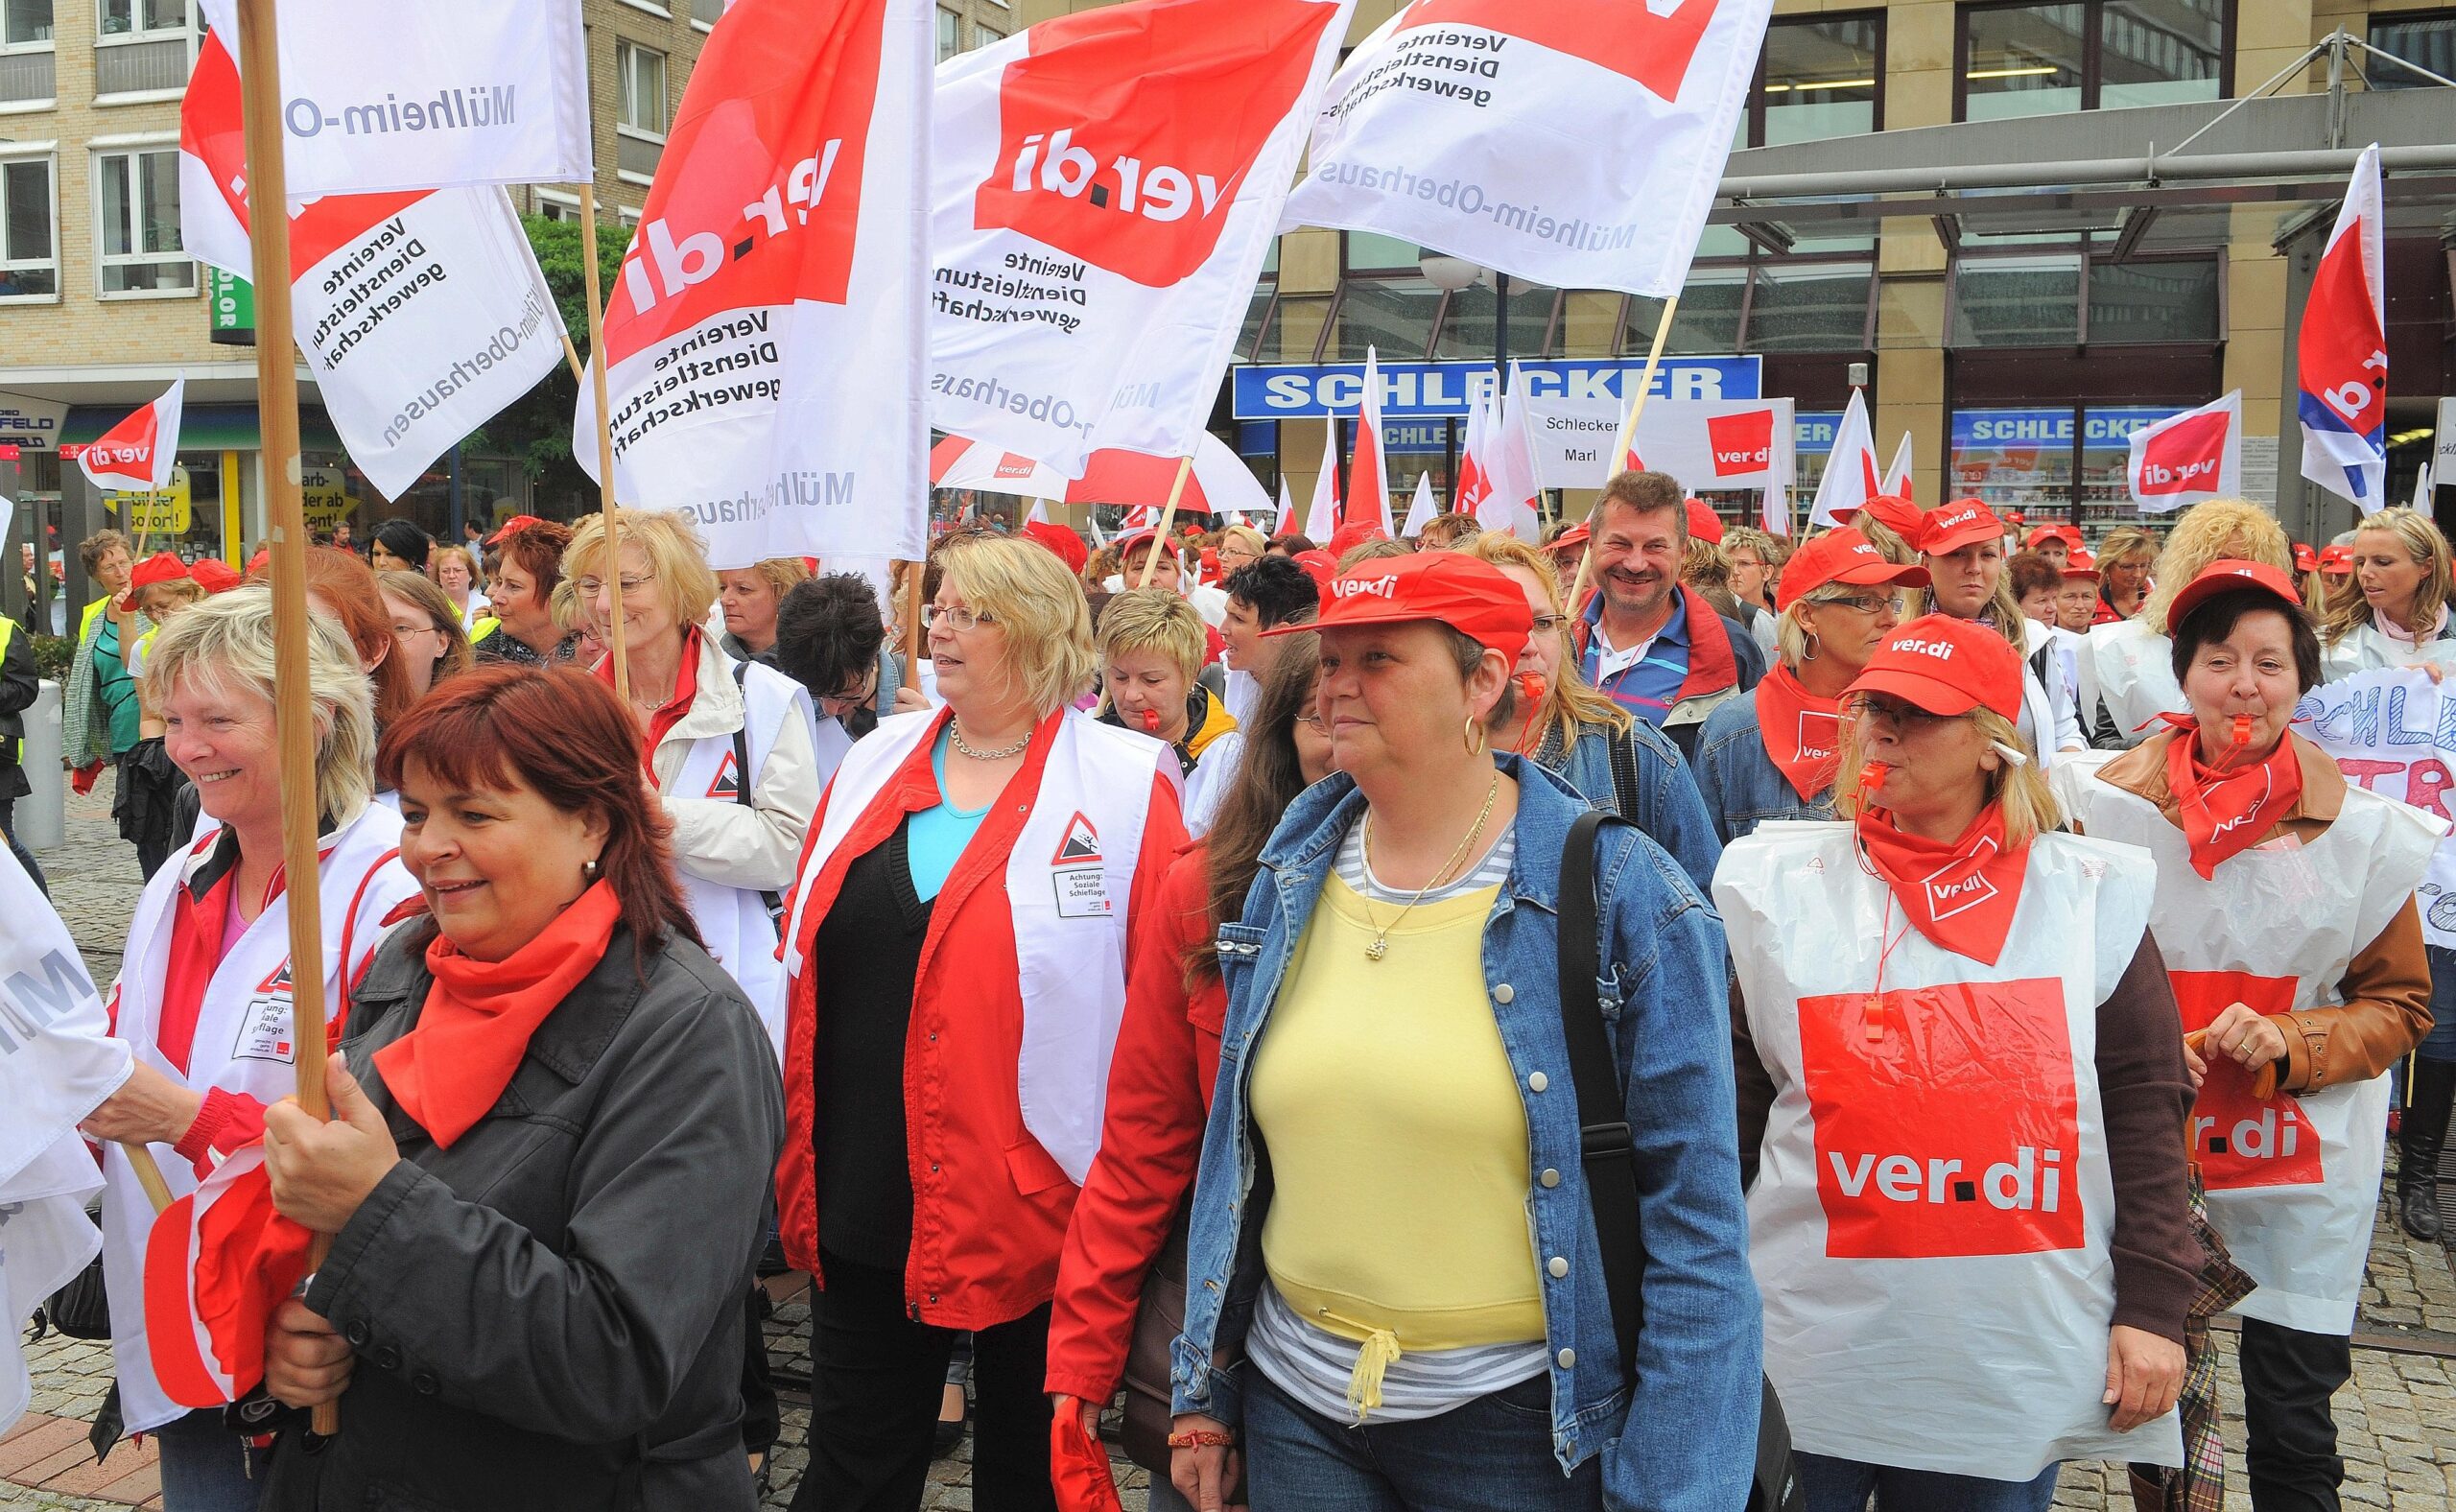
[256,960,294,996]
[706,750,743,801]
[1051,812,1101,866]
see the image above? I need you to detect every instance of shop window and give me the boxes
[1747,263,1874,352]
[94,145,191,295]
[2087,257,2220,344]
[1331,276,1442,360]
[1623,278,1745,357]
[1949,402,2209,531]
[1951,254,2083,346]
[1750,12,1882,147]
[0,155,57,298]
[616,40,667,181]
[1434,279,1559,361]
[1960,0,2226,120]
[1251,292,1330,364]
[2368,11,2456,88]
[1343,231,1422,275]
[0,0,53,106]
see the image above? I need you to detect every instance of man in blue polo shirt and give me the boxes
[1570,470,1764,759]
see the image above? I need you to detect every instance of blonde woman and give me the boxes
[2081,501,2294,748]
[1216,524,1268,578]
[2093,527,2159,623]
[1464,532,1721,892]
[1916,500,2081,765]
[2318,506,2456,678]
[428,542,487,633]
[565,508,831,1056]
[1097,588,1238,775]
[1718,612,2193,1506]
[718,555,815,664]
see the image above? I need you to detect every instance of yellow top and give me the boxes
[1250,872,1543,1410]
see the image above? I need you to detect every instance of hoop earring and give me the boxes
[1802,634,1820,663]
[581,857,602,883]
[1464,715,1488,758]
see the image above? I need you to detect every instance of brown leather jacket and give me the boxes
[2094,730,2432,1092]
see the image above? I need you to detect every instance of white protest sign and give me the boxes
[1524,394,1794,494]
[2299,667,2456,948]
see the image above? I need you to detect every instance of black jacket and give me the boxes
[261,920,785,1512]
[0,619,34,801]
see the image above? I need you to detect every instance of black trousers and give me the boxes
[2240,1317,2351,1512]
[791,1249,1057,1512]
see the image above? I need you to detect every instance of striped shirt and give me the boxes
[1580,589,1690,725]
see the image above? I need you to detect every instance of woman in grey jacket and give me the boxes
[254,665,785,1512]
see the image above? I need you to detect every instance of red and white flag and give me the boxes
[1481,362,1543,538]
[1452,390,1492,516]
[2128,391,2242,514]
[931,0,1352,479]
[77,380,183,495]
[579,0,932,568]
[929,432,1269,517]
[1283,0,1772,299]
[1881,433,1915,500]
[1401,472,1437,537]
[2298,143,2389,512]
[142,1144,316,1411]
[180,35,562,502]
[1808,388,1881,527]
[1345,346,1394,534]
[1272,477,1294,527]
[1303,420,1339,541]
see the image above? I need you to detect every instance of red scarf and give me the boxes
[372,881,624,1147]
[1854,802,2031,966]
[2162,726,2302,880]
[1753,663,1845,801]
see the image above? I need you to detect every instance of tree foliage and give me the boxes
[460,213,630,511]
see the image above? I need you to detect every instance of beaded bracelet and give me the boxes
[1167,1429,1236,1449]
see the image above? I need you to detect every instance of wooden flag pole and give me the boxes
[233,0,340,1436]
[901,563,924,692]
[1136,457,1197,589]
[559,331,588,387]
[121,1143,174,1214]
[576,184,631,708]
[1569,296,1681,609]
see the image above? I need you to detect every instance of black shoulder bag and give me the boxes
[1558,809,1802,1512]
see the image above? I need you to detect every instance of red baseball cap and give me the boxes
[2060,549,2099,579]
[485,513,543,545]
[1290,549,1336,594]
[1855,494,1925,543]
[2024,523,2082,550]
[1775,527,1929,612]
[1271,551,1532,664]
[2291,542,2318,573]
[1020,519,1087,575]
[1685,498,1724,544]
[1845,613,2025,721]
[1919,499,2007,557]
[2165,558,2303,629]
[1327,520,1388,560]
[2318,544,2354,574]
[1112,529,1177,562]
[190,558,242,595]
[129,551,191,590]
[1546,524,1591,556]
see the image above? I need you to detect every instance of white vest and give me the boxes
[2321,620,2456,684]
[100,804,418,1433]
[663,654,835,1064]
[2065,748,2444,1334]
[1712,821,2180,1479]
[783,706,1173,1183]
[2083,620,2183,749]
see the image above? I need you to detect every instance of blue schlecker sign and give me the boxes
[1231,357,1762,419]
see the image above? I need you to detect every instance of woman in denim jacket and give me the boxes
[1693,528,1927,843]
[1167,553,1760,1512]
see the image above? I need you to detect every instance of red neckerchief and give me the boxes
[2161,723,2302,880]
[372,881,623,1147]
[1752,663,1844,801]
[1854,801,2031,966]
[595,626,701,775]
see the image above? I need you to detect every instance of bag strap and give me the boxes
[730,660,788,927]
[1557,808,1646,1379]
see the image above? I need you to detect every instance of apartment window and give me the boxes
[0,0,54,106]
[5,0,51,43]
[935,7,958,61]
[96,0,177,36]
[1745,12,1882,147]
[0,154,57,297]
[691,0,722,26]
[95,0,188,97]
[2368,11,2456,89]
[533,188,580,224]
[95,145,189,294]
[1959,1,2228,121]
[975,20,1003,47]
[615,40,666,181]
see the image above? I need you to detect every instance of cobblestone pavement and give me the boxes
[12,774,2456,1511]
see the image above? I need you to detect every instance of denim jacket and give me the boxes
[1171,756,1761,1512]
[1691,687,1833,844]
[1537,719,1723,897]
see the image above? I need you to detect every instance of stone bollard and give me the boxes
[19,678,62,850]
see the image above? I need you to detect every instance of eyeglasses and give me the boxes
[1529,613,1570,635]
[390,621,437,641]
[1845,695,1956,731]
[923,603,996,633]
[1818,593,1896,616]
[573,573,657,600]
[1295,712,1329,732]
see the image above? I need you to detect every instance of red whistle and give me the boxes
[1139,707,1162,734]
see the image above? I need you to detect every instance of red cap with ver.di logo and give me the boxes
[1776,527,1929,611]
[1843,613,2025,721]
[1919,499,2007,557]
[1271,550,1533,663]
[2164,558,2303,629]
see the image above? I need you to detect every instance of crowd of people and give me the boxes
[11,477,2456,1512]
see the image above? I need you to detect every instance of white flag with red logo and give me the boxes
[1452,390,1492,517]
[193,0,589,196]
[577,0,933,568]
[1401,472,1436,536]
[1272,476,1293,526]
[1480,361,1543,538]
[77,379,183,494]
[1345,346,1394,534]
[2298,144,2389,512]
[931,0,1353,480]
[2127,391,2242,514]
[1881,432,1915,500]
[180,35,562,502]
[1282,0,1772,299]
[1808,388,1881,528]
[1303,419,1339,540]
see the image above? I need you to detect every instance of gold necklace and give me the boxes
[1358,772,1500,962]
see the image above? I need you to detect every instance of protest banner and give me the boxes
[195,0,588,196]
[181,35,564,502]
[1808,388,1881,527]
[2300,667,2456,946]
[2298,143,2389,512]
[931,0,1352,481]
[1523,393,1795,495]
[77,380,183,495]
[1283,0,1772,300]
[577,0,931,573]
[2128,390,2243,513]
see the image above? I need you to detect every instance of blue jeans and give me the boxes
[1243,1365,1601,1512]
[153,1408,271,1512]
[1796,1452,2058,1512]
[2421,945,2456,1063]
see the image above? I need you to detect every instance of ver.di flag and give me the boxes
[181,35,563,502]
[1881,433,1915,500]
[1480,361,1543,538]
[578,0,933,568]
[931,0,1353,480]
[1303,418,1339,541]
[2298,143,2389,512]
[1452,390,1492,517]
[194,0,588,196]
[1401,472,1436,536]
[1345,346,1394,533]
[1283,0,1772,299]
[2128,391,2242,514]
[77,379,183,494]
[1808,388,1880,527]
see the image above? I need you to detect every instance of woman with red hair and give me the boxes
[252,665,784,1511]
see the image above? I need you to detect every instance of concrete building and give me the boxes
[0,0,709,619]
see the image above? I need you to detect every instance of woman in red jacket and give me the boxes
[1046,633,1331,1507]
